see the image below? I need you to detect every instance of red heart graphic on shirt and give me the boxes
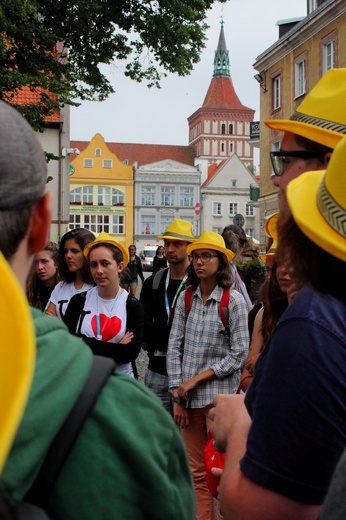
[91,314,122,342]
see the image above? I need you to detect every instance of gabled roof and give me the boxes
[70,140,195,167]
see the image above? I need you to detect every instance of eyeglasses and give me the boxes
[189,253,219,263]
[270,150,326,177]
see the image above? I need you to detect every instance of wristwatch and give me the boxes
[173,396,182,404]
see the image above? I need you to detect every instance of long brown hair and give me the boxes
[186,252,233,289]
[26,241,60,310]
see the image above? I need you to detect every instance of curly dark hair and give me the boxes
[58,228,95,284]
[186,251,233,289]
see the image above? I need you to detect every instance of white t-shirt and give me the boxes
[46,281,94,318]
[78,287,132,376]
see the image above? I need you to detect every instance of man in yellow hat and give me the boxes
[140,219,195,414]
[265,68,346,217]
[0,101,195,519]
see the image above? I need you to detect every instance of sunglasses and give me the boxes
[270,150,326,177]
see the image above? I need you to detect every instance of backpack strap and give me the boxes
[151,267,168,291]
[184,286,194,321]
[184,286,231,328]
[24,355,115,509]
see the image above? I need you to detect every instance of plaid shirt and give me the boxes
[167,285,249,408]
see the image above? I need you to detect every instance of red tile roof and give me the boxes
[202,76,254,112]
[201,160,227,187]
[5,86,60,123]
[70,140,195,166]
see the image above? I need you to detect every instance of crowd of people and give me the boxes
[1,66,346,520]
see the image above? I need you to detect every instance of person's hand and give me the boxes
[244,353,260,375]
[173,402,189,429]
[119,331,134,344]
[177,378,197,400]
[208,394,250,453]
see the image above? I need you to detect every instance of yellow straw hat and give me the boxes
[186,230,234,262]
[265,68,346,149]
[287,135,346,262]
[83,231,129,265]
[0,253,35,472]
[157,219,195,242]
[260,212,279,261]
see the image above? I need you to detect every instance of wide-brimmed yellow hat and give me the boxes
[287,135,346,262]
[0,253,35,472]
[265,69,346,149]
[157,219,195,242]
[260,213,279,261]
[186,230,234,262]
[83,231,129,265]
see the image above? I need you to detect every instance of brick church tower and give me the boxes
[188,22,255,169]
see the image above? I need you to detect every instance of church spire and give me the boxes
[213,21,230,77]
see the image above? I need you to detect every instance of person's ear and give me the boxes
[118,261,124,273]
[28,192,53,254]
[324,152,332,165]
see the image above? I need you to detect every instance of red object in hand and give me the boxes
[204,432,226,498]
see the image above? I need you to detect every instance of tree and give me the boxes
[0,0,222,130]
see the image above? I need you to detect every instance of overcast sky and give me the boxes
[70,0,305,150]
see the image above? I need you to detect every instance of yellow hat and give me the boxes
[260,238,278,261]
[83,231,129,265]
[186,230,234,262]
[265,69,346,149]
[264,212,279,240]
[0,253,35,472]
[157,219,195,242]
[287,135,346,262]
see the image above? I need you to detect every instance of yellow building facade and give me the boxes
[69,133,134,247]
[254,0,346,241]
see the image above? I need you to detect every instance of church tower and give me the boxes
[188,22,255,169]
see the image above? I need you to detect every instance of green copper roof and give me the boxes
[213,23,230,77]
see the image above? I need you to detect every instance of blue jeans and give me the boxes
[144,369,173,415]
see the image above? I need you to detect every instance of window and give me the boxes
[229,124,233,135]
[111,215,125,234]
[141,216,155,235]
[141,186,156,206]
[231,180,237,187]
[212,227,223,234]
[180,187,194,207]
[103,159,112,169]
[230,142,233,153]
[295,59,306,98]
[95,148,102,157]
[84,214,110,233]
[246,228,255,238]
[82,186,93,204]
[246,204,255,217]
[112,189,125,205]
[98,186,111,205]
[69,214,81,229]
[161,187,175,206]
[221,142,225,152]
[212,202,223,216]
[84,159,93,168]
[273,75,281,110]
[228,203,238,216]
[160,216,174,234]
[322,39,335,73]
[308,0,317,14]
[221,123,226,135]
[70,187,81,203]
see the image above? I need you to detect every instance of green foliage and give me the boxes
[237,259,266,281]
[0,0,219,129]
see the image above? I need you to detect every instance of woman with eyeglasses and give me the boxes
[167,230,249,520]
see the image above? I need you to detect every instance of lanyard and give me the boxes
[164,271,187,324]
